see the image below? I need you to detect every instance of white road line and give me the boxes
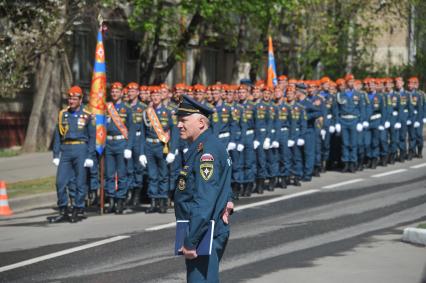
[0,235,129,273]
[410,163,426,169]
[371,169,407,178]
[322,178,364,189]
[146,190,320,232]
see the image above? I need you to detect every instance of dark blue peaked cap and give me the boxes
[176,94,214,117]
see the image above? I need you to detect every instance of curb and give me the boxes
[9,192,56,213]
[402,227,426,246]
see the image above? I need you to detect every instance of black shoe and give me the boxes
[342,162,349,173]
[256,179,264,194]
[280,177,287,189]
[349,162,356,173]
[237,183,244,198]
[398,152,406,162]
[232,183,240,200]
[302,176,312,182]
[380,156,387,167]
[115,199,124,214]
[88,191,99,206]
[245,183,253,197]
[132,189,141,206]
[146,199,157,214]
[314,167,321,177]
[69,208,81,223]
[320,161,327,173]
[126,189,133,206]
[105,197,115,214]
[159,198,168,214]
[267,178,275,191]
[47,207,69,223]
[371,158,377,169]
[365,159,372,169]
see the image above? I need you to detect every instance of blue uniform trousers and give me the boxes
[241,133,256,183]
[314,128,322,167]
[266,147,279,178]
[389,127,399,154]
[365,127,380,159]
[291,145,304,178]
[88,155,99,192]
[399,123,409,153]
[56,144,87,209]
[186,231,229,283]
[146,142,169,199]
[277,129,291,177]
[255,135,268,179]
[409,124,422,150]
[341,120,358,162]
[105,140,128,199]
[303,128,316,177]
[230,149,244,183]
[321,131,332,162]
[127,139,143,189]
[379,129,389,158]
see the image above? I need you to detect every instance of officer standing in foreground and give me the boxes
[51,86,95,223]
[174,94,232,283]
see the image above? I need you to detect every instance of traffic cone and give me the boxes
[0,180,13,216]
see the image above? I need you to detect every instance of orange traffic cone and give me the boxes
[0,180,13,216]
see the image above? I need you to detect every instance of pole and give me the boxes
[99,154,105,215]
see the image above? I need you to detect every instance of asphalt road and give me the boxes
[0,157,425,283]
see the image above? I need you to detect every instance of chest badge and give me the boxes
[178,177,186,191]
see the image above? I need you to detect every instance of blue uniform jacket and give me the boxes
[106,102,135,150]
[289,102,307,140]
[174,129,232,249]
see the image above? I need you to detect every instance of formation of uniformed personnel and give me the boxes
[52,74,425,223]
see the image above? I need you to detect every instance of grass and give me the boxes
[6,176,56,199]
[417,223,426,229]
[0,148,20,158]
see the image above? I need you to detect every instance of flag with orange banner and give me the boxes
[266,36,278,88]
[88,26,107,154]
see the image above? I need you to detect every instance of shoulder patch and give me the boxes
[200,162,214,181]
[200,153,214,162]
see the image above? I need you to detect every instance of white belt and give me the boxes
[414,110,418,114]
[218,132,230,138]
[341,114,357,119]
[327,114,333,119]
[107,135,125,140]
[246,129,254,135]
[259,128,267,132]
[135,131,141,136]
[392,111,398,116]
[370,113,382,120]
[146,137,160,143]
[295,128,300,131]
[271,129,276,134]
[403,109,408,113]
[280,127,289,131]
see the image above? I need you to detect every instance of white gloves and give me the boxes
[356,123,363,132]
[52,158,60,167]
[329,125,336,133]
[384,121,390,129]
[335,123,341,133]
[124,149,132,159]
[175,149,179,156]
[263,138,271,150]
[423,118,426,124]
[237,144,244,151]
[166,153,175,164]
[227,142,237,151]
[287,140,295,147]
[320,129,326,140]
[297,138,305,146]
[253,140,260,149]
[407,120,412,125]
[271,141,280,148]
[84,159,94,168]
[363,121,369,128]
[183,148,189,154]
[139,155,147,167]
[392,111,398,116]
[414,121,420,128]
[394,122,401,129]
[378,125,385,131]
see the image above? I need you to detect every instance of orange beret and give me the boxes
[111,82,123,90]
[278,75,288,81]
[288,79,297,84]
[394,77,403,82]
[159,83,169,90]
[336,78,345,85]
[345,74,355,81]
[193,84,205,92]
[139,85,149,91]
[68,86,83,97]
[408,76,419,82]
[174,83,186,90]
[320,76,331,84]
[127,82,139,90]
[150,86,161,93]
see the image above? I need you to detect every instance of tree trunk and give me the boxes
[231,16,246,83]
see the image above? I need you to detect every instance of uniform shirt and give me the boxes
[174,129,232,249]
[288,101,307,140]
[254,99,272,140]
[53,106,96,159]
[130,101,147,133]
[397,89,413,121]
[106,102,135,150]
[275,100,293,139]
[239,100,257,145]
[336,89,365,123]
[319,91,338,128]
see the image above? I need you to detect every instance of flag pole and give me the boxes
[100,154,104,215]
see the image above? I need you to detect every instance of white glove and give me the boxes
[52,158,60,167]
[356,123,363,132]
[263,138,271,150]
[407,120,412,125]
[378,125,385,131]
[394,122,401,129]
[335,123,341,133]
[392,111,398,116]
[84,159,94,168]
[384,121,390,129]
[166,153,175,164]
[297,138,305,146]
[423,118,426,123]
[183,148,189,154]
[227,142,237,151]
[287,140,295,147]
[329,125,336,133]
[272,141,280,148]
[237,144,244,151]
[414,121,420,128]
[253,140,260,149]
[363,121,369,128]
[139,155,147,167]
[175,149,179,156]
[124,149,132,159]
[320,129,326,140]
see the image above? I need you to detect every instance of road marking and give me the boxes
[0,235,130,273]
[371,169,407,178]
[146,190,320,232]
[322,178,364,189]
[410,163,426,169]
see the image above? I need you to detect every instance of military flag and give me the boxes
[88,27,107,154]
[266,36,278,88]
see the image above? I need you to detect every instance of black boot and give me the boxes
[232,183,240,200]
[280,177,287,189]
[245,183,253,197]
[342,162,349,173]
[132,189,141,206]
[371,158,377,169]
[115,199,124,214]
[380,156,387,167]
[145,198,157,214]
[417,146,423,158]
[237,183,244,198]
[349,162,356,173]
[105,197,115,214]
[365,158,372,169]
[294,177,301,186]
[256,179,264,194]
[88,191,98,206]
[313,167,321,177]
[159,198,168,214]
[407,149,413,160]
[320,161,327,173]
[48,207,69,223]
[126,189,133,206]
[267,178,275,191]
[398,151,406,162]
[69,208,83,223]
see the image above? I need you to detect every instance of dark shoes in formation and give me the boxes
[47,207,86,224]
